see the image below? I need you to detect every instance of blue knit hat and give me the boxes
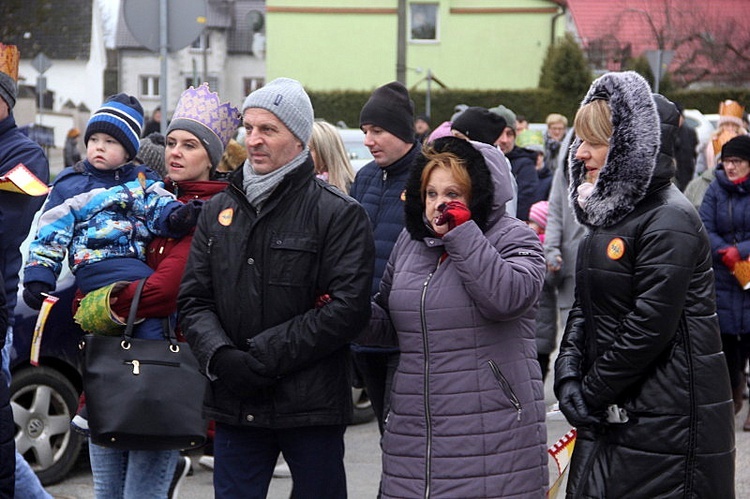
[85,93,144,160]
[242,78,314,144]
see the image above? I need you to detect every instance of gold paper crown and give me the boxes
[171,83,240,147]
[718,100,745,127]
[0,43,20,81]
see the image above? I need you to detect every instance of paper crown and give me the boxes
[718,100,745,128]
[0,43,20,81]
[171,83,240,148]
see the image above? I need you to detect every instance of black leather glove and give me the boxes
[212,347,275,397]
[23,282,53,310]
[167,199,204,235]
[557,380,600,428]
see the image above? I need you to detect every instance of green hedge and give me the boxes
[309,87,750,128]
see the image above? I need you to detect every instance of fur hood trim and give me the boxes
[404,137,513,240]
[568,71,660,228]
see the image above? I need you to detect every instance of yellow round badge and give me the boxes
[218,208,234,227]
[607,237,625,260]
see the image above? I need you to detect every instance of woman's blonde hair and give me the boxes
[310,121,356,194]
[545,113,568,127]
[574,100,612,146]
[419,145,472,205]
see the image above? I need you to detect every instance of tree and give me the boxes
[539,33,592,99]
[579,0,750,88]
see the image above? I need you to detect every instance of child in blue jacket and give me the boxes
[22,93,199,339]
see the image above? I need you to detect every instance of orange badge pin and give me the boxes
[218,208,234,226]
[607,237,625,260]
[401,190,406,202]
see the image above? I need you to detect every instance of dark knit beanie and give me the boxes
[359,81,415,143]
[722,135,750,162]
[451,106,507,145]
[85,93,144,160]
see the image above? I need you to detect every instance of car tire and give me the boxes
[351,386,375,425]
[10,366,83,486]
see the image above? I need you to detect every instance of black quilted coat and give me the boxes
[554,72,735,498]
[0,271,13,497]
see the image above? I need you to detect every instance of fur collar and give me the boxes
[404,137,514,240]
[568,71,660,228]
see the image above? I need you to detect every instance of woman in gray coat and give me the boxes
[372,137,548,498]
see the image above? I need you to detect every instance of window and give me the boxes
[184,76,218,90]
[140,76,160,98]
[190,33,210,51]
[409,3,438,42]
[243,78,265,95]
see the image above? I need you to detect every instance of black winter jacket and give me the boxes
[554,73,735,498]
[179,157,375,428]
[0,271,14,497]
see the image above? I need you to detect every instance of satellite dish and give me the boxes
[246,10,264,32]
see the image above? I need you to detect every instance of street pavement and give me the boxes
[46,372,750,498]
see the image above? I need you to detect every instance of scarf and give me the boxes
[242,148,308,210]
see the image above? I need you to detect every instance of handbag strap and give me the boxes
[121,279,177,345]
[122,279,147,341]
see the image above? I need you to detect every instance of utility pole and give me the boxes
[396,0,406,84]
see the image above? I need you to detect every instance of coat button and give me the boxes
[247,257,255,265]
[246,414,254,422]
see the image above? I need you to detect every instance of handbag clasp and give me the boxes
[126,360,140,375]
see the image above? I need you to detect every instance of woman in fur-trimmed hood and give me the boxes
[554,71,735,498]
[373,136,548,498]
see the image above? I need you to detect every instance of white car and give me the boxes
[336,128,373,171]
[683,109,715,149]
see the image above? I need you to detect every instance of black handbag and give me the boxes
[79,279,208,451]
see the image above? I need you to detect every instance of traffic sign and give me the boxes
[123,0,207,53]
[31,52,52,74]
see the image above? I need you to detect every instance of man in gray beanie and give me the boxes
[179,77,375,498]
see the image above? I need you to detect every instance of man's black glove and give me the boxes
[557,380,600,428]
[23,282,53,310]
[167,199,204,235]
[212,347,275,397]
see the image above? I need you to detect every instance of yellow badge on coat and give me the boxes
[607,237,625,260]
[218,208,234,226]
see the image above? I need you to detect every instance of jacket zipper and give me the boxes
[488,359,523,421]
[124,359,179,375]
[420,270,435,499]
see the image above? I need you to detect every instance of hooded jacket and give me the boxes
[377,137,548,498]
[554,72,734,498]
[178,156,375,427]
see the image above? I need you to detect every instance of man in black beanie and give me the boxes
[351,81,421,434]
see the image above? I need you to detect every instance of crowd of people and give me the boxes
[1,37,748,498]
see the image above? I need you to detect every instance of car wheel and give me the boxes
[351,386,375,425]
[10,366,83,486]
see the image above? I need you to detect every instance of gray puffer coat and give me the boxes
[375,138,548,498]
[555,72,735,498]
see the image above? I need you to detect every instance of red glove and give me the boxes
[435,201,471,231]
[719,246,742,270]
[315,293,332,308]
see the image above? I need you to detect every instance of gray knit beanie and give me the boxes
[489,105,517,132]
[136,132,167,178]
[0,72,16,109]
[242,78,314,144]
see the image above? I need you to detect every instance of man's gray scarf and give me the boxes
[242,148,308,210]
